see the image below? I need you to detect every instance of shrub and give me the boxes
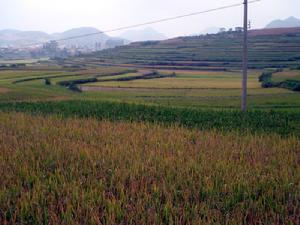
[258,72,272,82]
[68,84,82,92]
[261,81,274,88]
[293,84,300,91]
[45,78,51,85]
[58,78,98,87]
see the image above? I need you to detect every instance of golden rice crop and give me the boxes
[0,112,299,224]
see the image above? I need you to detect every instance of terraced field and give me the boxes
[67,27,300,70]
[0,64,299,109]
[0,66,134,102]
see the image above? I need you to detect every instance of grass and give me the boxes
[0,112,299,224]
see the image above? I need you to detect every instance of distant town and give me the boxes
[0,39,125,60]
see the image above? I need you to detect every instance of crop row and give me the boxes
[0,100,299,136]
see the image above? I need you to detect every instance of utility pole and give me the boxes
[241,0,248,111]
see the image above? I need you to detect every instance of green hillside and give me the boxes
[70,27,300,70]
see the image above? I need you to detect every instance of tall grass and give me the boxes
[0,112,299,224]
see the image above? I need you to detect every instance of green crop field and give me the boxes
[0,65,299,109]
[85,70,261,89]
[0,28,300,224]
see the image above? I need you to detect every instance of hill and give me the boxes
[118,27,167,42]
[74,27,300,70]
[266,16,300,28]
[0,30,51,47]
[0,27,125,48]
[52,27,111,48]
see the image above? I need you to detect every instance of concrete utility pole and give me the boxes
[241,0,248,112]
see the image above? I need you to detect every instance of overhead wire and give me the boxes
[14,0,261,48]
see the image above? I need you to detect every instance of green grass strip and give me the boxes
[0,100,299,136]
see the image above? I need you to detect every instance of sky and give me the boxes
[1,0,300,38]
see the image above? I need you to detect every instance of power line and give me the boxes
[20,0,261,48]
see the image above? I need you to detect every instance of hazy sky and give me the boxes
[1,0,300,38]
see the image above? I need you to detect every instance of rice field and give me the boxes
[0,112,299,224]
[0,66,299,109]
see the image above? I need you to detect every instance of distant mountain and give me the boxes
[0,27,125,49]
[119,27,167,42]
[54,27,102,38]
[0,29,22,36]
[266,17,300,29]
[52,27,111,48]
[0,29,51,47]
